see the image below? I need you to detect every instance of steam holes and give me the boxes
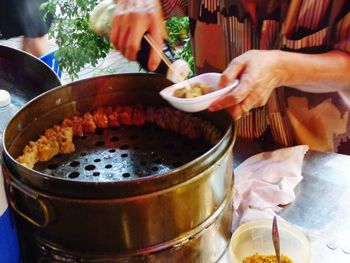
[47,163,58,170]
[129,134,138,140]
[69,161,80,167]
[95,141,105,147]
[95,128,104,135]
[151,166,159,172]
[110,136,119,142]
[120,144,129,150]
[85,165,96,171]
[68,172,80,178]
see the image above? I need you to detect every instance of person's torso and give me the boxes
[187,0,350,154]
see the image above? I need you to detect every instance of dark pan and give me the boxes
[0,45,61,107]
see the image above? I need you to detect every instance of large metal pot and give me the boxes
[2,74,235,262]
[0,45,61,107]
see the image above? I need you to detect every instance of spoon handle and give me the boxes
[273,216,281,263]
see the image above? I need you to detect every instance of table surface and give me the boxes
[281,150,350,263]
[222,137,350,263]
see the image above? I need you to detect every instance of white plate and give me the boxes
[159,73,239,112]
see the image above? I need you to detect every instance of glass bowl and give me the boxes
[229,219,311,263]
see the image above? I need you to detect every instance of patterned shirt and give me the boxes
[161,0,350,154]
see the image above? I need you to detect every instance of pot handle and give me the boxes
[8,180,50,228]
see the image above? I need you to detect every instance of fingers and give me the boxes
[111,14,129,51]
[218,59,246,87]
[210,56,250,111]
[124,16,148,60]
[208,50,281,121]
[110,12,151,59]
[242,88,271,110]
[110,9,165,71]
[225,105,248,121]
[147,22,165,71]
[110,15,120,48]
[208,76,252,111]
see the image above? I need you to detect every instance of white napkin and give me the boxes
[232,145,309,229]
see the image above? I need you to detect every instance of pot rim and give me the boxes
[2,73,236,198]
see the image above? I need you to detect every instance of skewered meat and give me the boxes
[179,115,201,139]
[200,120,222,145]
[62,116,84,137]
[36,135,60,162]
[82,112,96,133]
[47,125,75,154]
[145,107,157,123]
[119,106,133,125]
[105,106,120,127]
[167,109,185,133]
[55,126,75,154]
[184,116,202,139]
[43,125,75,154]
[133,104,145,126]
[16,105,222,168]
[93,107,109,128]
[16,141,39,169]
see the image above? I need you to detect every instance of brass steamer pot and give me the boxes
[2,74,235,262]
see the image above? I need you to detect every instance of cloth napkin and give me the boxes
[232,145,309,229]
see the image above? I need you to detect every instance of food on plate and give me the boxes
[173,82,213,98]
[242,253,293,263]
[16,105,222,169]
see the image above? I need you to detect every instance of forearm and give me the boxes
[280,50,350,93]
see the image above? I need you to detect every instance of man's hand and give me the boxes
[110,0,167,71]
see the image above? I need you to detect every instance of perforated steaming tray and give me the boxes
[34,124,211,182]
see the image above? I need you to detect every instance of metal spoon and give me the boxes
[272,216,281,263]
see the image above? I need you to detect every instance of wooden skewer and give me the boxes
[143,34,184,82]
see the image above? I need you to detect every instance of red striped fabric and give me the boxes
[160,0,350,153]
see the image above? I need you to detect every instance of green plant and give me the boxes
[166,17,194,76]
[43,1,194,79]
[42,0,111,79]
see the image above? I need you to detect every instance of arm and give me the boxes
[110,0,167,71]
[281,50,350,92]
[110,0,188,71]
[209,49,350,119]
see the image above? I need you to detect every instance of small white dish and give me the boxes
[159,73,239,112]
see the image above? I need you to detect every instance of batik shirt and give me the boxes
[161,0,350,154]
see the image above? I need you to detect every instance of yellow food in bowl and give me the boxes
[173,83,213,98]
[242,253,293,263]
